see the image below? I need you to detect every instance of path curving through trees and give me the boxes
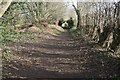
[3,29,120,78]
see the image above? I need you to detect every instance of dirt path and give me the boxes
[3,29,120,78]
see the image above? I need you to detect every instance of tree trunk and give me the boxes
[72,4,81,29]
[0,0,12,18]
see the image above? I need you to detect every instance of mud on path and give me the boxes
[2,28,120,78]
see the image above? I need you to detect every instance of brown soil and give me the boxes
[2,28,120,79]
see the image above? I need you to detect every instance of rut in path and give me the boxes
[3,30,119,78]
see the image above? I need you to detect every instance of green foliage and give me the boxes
[0,2,67,48]
[0,26,18,47]
[52,28,61,35]
[70,27,81,38]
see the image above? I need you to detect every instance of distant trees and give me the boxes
[1,1,120,54]
[0,2,67,28]
[77,1,120,53]
[0,2,66,45]
[72,4,81,29]
[41,2,67,24]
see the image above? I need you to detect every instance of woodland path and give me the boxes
[3,29,119,78]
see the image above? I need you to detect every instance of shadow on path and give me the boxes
[3,30,120,78]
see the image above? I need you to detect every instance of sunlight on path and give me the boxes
[3,29,119,78]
